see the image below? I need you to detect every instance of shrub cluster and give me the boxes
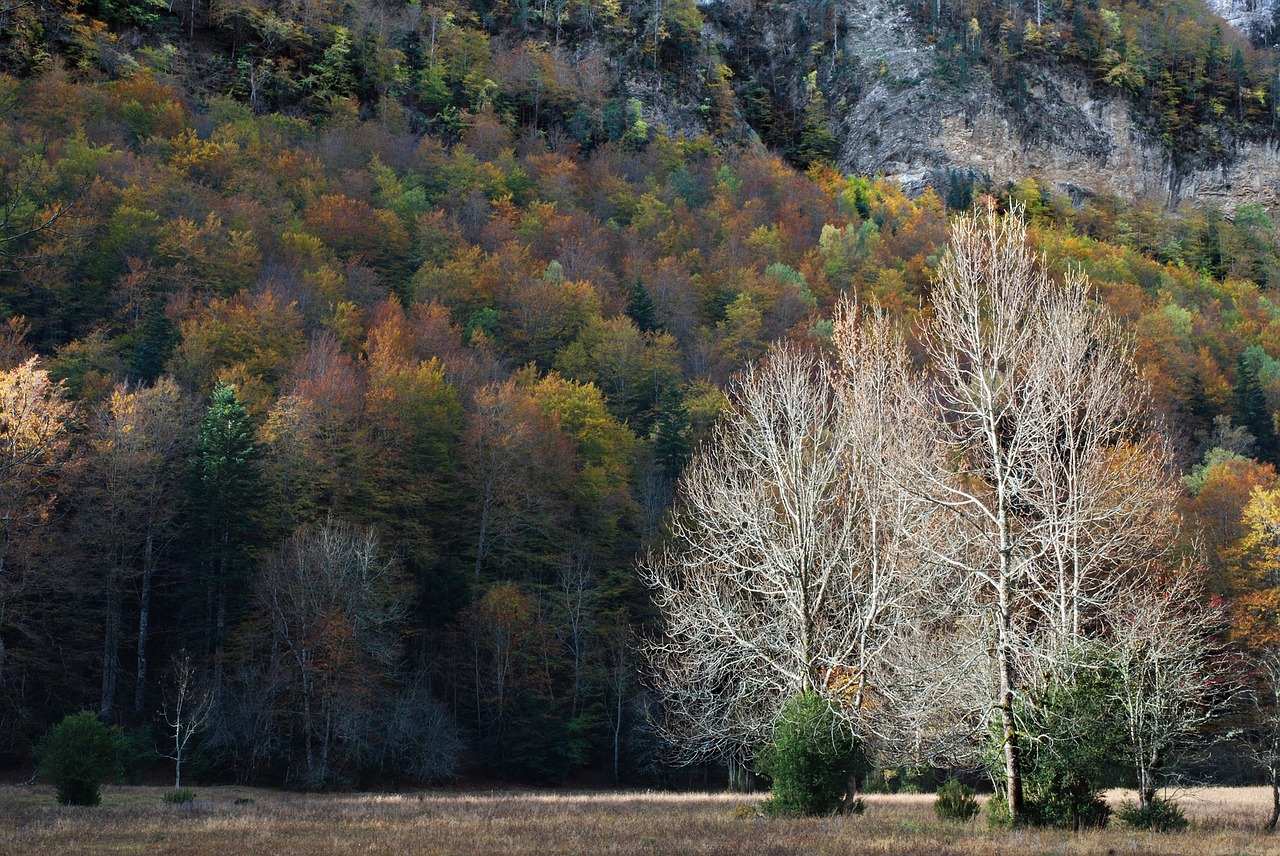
[1117,797,1189,832]
[162,788,197,805]
[934,780,980,822]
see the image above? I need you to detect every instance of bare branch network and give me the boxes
[643,206,1229,823]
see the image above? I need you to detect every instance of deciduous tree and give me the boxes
[913,205,1179,823]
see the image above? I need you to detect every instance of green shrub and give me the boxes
[233,796,256,806]
[35,711,125,806]
[985,793,1014,829]
[987,660,1124,830]
[1116,797,1188,832]
[756,692,867,817]
[934,779,980,822]
[162,788,197,805]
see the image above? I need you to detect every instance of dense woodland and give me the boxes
[5,0,1280,795]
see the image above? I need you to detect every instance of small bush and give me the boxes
[985,791,1110,830]
[35,711,125,806]
[934,780,980,822]
[234,796,256,806]
[162,788,196,805]
[985,794,1014,829]
[756,692,867,817]
[1117,797,1188,832]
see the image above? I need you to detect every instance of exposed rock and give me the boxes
[825,0,1280,211]
[1208,0,1277,45]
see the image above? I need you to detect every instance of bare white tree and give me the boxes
[160,650,213,790]
[910,204,1179,823]
[829,302,956,770]
[643,338,922,776]
[1241,645,1280,830]
[643,345,860,763]
[1109,572,1238,811]
[643,207,1184,824]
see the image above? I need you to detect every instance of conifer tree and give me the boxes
[1234,348,1278,464]
[186,382,262,683]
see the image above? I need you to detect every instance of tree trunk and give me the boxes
[1139,745,1160,809]
[842,772,862,814]
[727,757,753,793]
[1269,768,1279,832]
[134,536,154,716]
[999,580,1023,823]
[100,581,120,723]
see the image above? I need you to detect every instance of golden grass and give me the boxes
[4,785,1280,855]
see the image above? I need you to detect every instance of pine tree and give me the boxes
[625,281,658,333]
[651,387,691,481]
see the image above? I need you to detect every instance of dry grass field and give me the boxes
[4,785,1280,855]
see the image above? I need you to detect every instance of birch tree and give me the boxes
[159,650,212,789]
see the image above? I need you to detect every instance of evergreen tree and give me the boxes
[185,382,263,681]
[651,387,691,481]
[625,281,658,333]
[1234,348,1278,464]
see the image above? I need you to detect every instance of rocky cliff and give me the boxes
[1209,0,1277,45]
[708,0,1280,211]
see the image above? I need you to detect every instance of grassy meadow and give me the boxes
[4,785,1280,855]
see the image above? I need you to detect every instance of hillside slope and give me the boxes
[7,0,1280,210]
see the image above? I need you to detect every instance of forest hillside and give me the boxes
[3,0,1280,791]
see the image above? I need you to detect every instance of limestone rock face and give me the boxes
[821,0,1280,210]
[1207,0,1277,44]
[698,0,1280,209]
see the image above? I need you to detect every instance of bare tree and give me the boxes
[160,650,213,790]
[642,342,918,771]
[255,518,407,787]
[643,345,854,763]
[911,204,1179,823]
[1241,644,1280,830]
[828,302,952,776]
[1109,572,1238,811]
[644,208,1181,822]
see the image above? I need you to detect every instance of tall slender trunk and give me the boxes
[134,534,154,715]
[1268,767,1279,831]
[998,543,1023,822]
[613,686,622,782]
[101,580,120,723]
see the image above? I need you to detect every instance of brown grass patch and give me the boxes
[3,785,1280,855]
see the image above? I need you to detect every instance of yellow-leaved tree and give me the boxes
[1230,486,1280,649]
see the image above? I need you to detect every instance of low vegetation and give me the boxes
[3,786,1280,855]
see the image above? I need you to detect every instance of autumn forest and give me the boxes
[6,0,1280,816]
